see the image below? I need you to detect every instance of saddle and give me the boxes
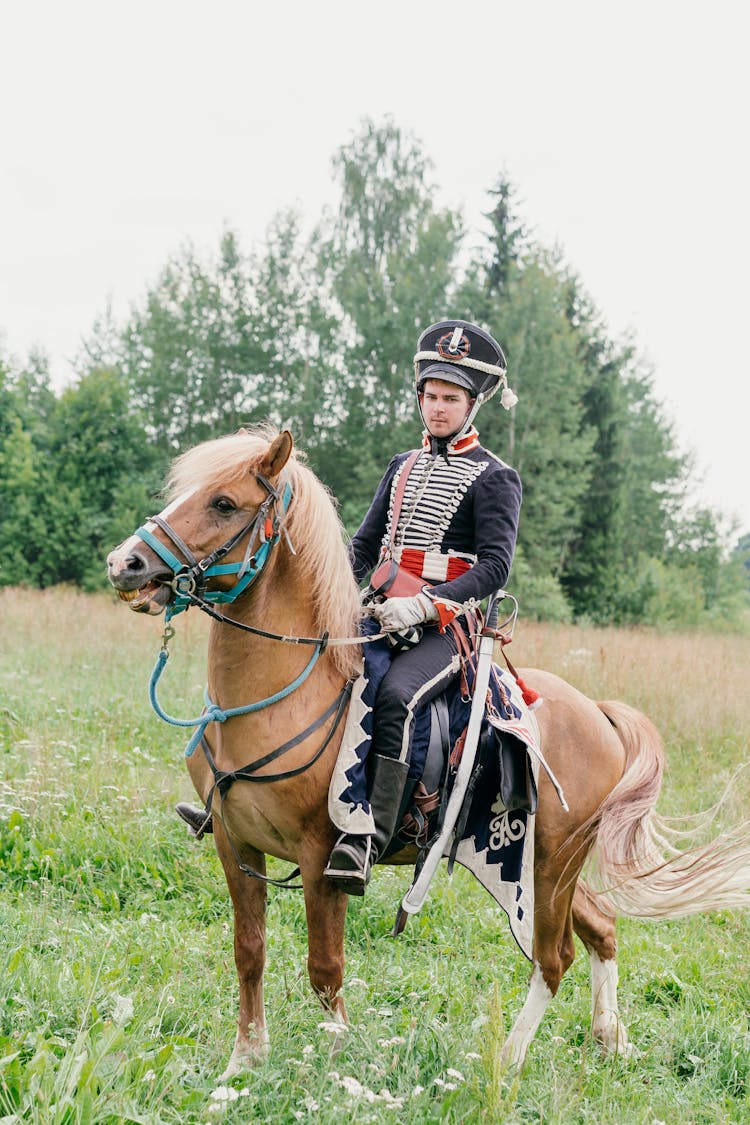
[384,679,538,861]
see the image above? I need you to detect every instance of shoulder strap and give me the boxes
[386,449,421,552]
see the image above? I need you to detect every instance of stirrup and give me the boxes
[176,802,213,839]
[324,833,373,896]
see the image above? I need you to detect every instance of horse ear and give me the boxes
[260,430,293,478]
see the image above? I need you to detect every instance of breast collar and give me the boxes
[422,425,480,459]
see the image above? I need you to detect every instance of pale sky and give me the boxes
[1,1,747,542]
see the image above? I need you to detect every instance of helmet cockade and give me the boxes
[436,328,471,361]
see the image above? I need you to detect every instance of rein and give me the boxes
[148,637,325,758]
[201,679,354,889]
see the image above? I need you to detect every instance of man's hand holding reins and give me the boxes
[369,593,438,633]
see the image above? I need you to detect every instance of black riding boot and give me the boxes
[324,754,410,896]
[176,802,213,838]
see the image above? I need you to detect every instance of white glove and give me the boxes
[369,593,438,632]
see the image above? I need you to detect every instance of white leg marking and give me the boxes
[590,951,633,1057]
[501,961,554,1069]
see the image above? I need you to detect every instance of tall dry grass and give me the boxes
[3,586,748,813]
[510,619,750,818]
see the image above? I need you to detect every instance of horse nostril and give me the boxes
[127,554,145,572]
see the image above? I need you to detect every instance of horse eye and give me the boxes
[212,496,236,515]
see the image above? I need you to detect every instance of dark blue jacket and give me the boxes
[350,441,522,605]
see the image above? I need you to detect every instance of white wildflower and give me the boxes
[433,1076,458,1090]
[446,1067,465,1081]
[142,1069,156,1083]
[318,1019,347,1036]
[378,1089,405,1108]
[209,1087,239,1103]
[377,1035,406,1047]
[412,1084,425,1096]
[338,1075,381,1104]
[463,1052,481,1060]
[302,1044,314,1056]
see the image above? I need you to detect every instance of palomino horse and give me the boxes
[107,427,750,1078]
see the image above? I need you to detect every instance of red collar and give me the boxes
[422,425,480,455]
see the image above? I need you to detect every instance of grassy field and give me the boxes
[0,587,748,1124]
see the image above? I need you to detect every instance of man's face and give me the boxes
[420,379,473,438]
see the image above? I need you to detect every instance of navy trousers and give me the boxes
[373,624,461,766]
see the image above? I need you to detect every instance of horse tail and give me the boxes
[586,699,750,919]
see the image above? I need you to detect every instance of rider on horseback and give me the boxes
[176,318,522,889]
[323,319,522,894]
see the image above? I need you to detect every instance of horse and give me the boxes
[106,426,750,1079]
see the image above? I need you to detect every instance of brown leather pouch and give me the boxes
[370,559,427,599]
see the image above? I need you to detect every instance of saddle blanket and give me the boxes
[328,631,555,961]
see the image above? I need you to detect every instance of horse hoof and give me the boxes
[220,1031,270,1080]
[593,1015,635,1059]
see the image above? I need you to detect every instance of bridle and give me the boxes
[135,474,370,650]
[134,472,294,622]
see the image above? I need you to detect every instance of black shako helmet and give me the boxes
[414,319,517,441]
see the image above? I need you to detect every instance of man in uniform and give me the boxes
[323,318,522,894]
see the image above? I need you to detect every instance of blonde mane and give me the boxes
[165,426,362,680]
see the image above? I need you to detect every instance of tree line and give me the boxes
[1,119,747,629]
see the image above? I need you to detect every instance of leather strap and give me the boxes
[384,449,421,555]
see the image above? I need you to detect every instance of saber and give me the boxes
[400,590,503,916]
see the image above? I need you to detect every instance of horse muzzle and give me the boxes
[107,537,174,615]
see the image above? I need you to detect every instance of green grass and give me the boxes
[1,587,749,1123]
